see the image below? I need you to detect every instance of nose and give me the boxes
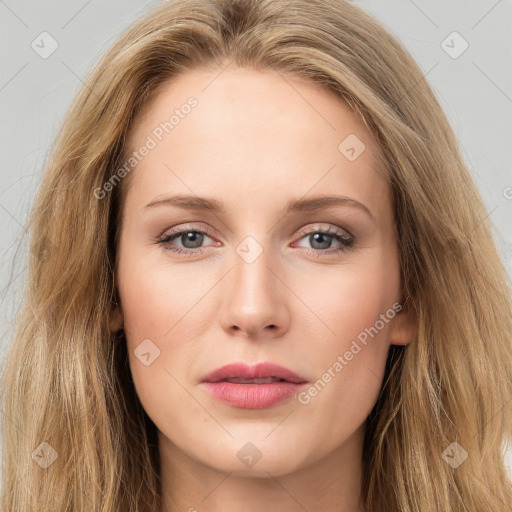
[218,242,290,339]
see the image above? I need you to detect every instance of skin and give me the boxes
[111,61,417,512]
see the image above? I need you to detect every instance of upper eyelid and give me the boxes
[295,223,352,239]
[162,223,217,239]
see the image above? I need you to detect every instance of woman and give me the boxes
[1,0,511,510]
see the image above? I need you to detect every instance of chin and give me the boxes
[197,440,313,478]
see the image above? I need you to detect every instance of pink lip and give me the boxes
[200,362,308,409]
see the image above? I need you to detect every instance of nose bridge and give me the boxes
[232,236,277,307]
[219,235,288,336]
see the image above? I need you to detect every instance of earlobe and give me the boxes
[389,302,417,346]
[110,305,124,334]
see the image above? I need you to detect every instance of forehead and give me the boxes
[122,65,390,219]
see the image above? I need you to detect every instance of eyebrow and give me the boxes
[145,193,375,221]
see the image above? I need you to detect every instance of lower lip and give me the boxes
[202,381,306,409]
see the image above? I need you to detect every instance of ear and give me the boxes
[389,300,417,346]
[110,304,124,334]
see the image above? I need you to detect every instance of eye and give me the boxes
[155,223,354,257]
[156,226,218,256]
[293,224,354,256]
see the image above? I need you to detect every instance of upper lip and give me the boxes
[200,362,308,384]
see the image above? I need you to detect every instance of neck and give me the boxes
[159,425,365,512]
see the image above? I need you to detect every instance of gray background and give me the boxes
[1,0,511,474]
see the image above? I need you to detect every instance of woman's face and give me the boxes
[113,63,415,476]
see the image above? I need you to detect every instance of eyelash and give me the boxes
[155,224,354,258]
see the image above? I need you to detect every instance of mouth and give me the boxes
[200,362,308,409]
[220,377,290,384]
[200,362,307,384]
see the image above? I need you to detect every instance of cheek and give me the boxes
[293,250,400,419]
[299,251,400,347]
[119,252,214,338]
[116,253,217,413]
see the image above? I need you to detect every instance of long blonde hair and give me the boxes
[1,0,511,510]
